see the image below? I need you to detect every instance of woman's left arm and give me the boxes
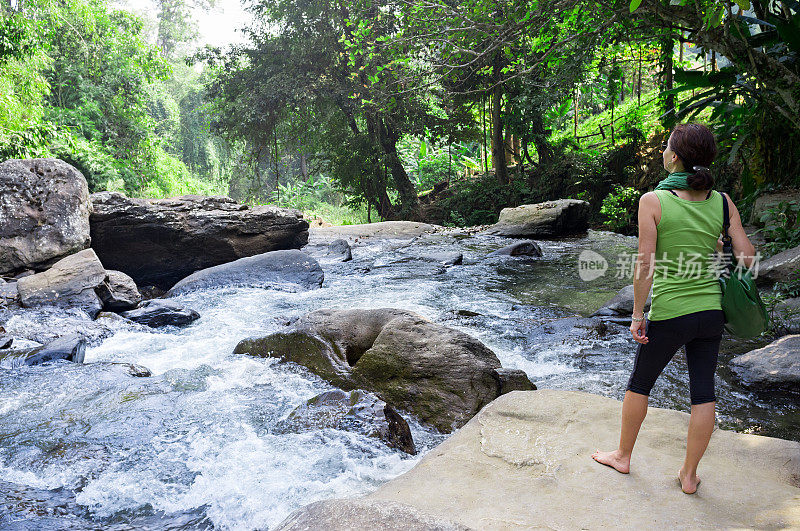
[633,193,658,318]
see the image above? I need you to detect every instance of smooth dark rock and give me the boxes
[89,191,310,289]
[167,249,323,296]
[487,240,543,257]
[96,270,141,311]
[0,335,86,368]
[0,336,12,349]
[120,300,200,328]
[483,199,590,238]
[277,388,416,454]
[493,368,537,393]
[730,335,800,392]
[16,249,106,317]
[590,284,652,318]
[235,308,517,433]
[0,158,91,275]
[327,239,353,262]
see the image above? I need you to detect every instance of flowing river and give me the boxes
[1,228,797,529]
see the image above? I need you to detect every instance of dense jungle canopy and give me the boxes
[1,0,798,227]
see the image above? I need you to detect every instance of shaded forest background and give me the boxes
[1,0,798,230]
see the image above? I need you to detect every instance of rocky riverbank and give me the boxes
[278,390,800,530]
[1,158,798,529]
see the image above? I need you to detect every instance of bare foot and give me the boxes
[591,449,630,474]
[678,468,701,494]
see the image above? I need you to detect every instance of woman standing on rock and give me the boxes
[591,123,757,494]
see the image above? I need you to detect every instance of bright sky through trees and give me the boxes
[115,0,250,46]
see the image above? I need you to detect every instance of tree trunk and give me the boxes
[530,114,553,166]
[300,153,308,180]
[374,115,419,219]
[659,35,675,128]
[491,81,508,185]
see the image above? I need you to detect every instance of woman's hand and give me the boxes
[631,318,648,344]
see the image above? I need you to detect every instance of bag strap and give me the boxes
[720,191,732,242]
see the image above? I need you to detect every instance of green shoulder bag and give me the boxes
[718,192,769,337]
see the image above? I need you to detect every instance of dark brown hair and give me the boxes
[668,123,717,190]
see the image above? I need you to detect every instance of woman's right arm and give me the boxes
[722,194,757,269]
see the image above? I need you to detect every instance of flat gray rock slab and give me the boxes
[365,389,800,529]
[309,221,439,243]
[274,498,471,530]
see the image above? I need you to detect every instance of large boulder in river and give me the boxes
[483,199,590,238]
[167,249,323,296]
[89,192,310,289]
[17,249,106,317]
[730,335,800,392]
[346,390,800,530]
[234,308,534,433]
[0,158,91,275]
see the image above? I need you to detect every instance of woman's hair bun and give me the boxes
[687,166,714,191]
[670,123,717,191]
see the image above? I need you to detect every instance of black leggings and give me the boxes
[626,309,725,405]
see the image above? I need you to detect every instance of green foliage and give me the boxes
[0,11,36,64]
[600,185,642,234]
[441,172,531,227]
[752,201,800,258]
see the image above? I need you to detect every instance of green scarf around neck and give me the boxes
[655,171,692,190]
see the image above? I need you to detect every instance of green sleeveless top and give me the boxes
[647,189,724,321]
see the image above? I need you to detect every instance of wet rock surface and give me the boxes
[276,388,416,454]
[167,249,323,296]
[0,158,91,275]
[486,240,542,257]
[235,308,515,433]
[120,299,200,328]
[590,283,652,320]
[89,192,310,289]
[0,334,85,368]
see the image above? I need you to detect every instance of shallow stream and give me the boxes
[1,228,796,529]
